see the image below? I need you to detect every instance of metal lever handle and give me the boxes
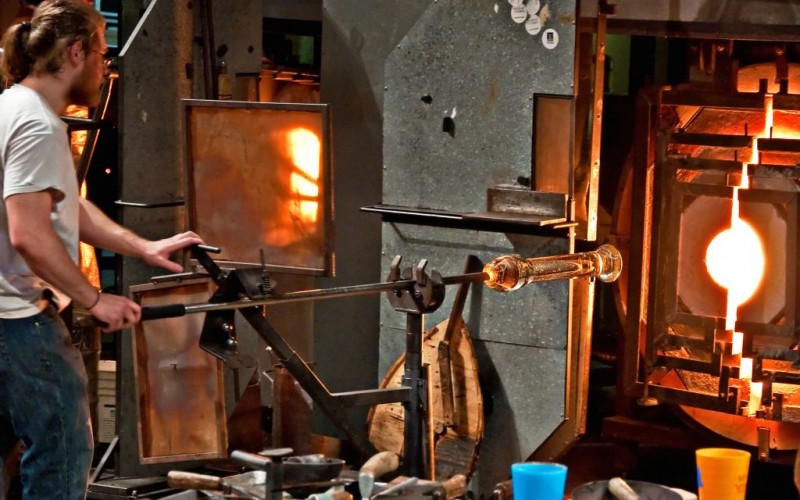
[114,200,185,208]
[195,244,221,254]
[139,245,220,321]
[141,303,187,321]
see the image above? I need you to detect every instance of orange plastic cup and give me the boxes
[696,448,750,500]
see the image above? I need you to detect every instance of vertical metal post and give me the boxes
[198,0,216,99]
[403,312,425,478]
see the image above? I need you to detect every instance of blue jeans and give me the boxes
[0,307,93,499]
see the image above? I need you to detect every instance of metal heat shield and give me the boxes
[130,278,227,464]
[183,100,334,276]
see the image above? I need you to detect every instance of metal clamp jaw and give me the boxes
[385,256,445,314]
[193,245,275,369]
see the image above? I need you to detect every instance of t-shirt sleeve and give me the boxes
[3,117,67,202]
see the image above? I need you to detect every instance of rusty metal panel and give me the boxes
[463,187,568,225]
[183,100,334,275]
[535,96,574,196]
[130,278,227,464]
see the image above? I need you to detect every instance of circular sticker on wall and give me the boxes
[525,15,542,36]
[508,0,523,6]
[526,0,541,15]
[542,28,559,49]
[510,5,528,23]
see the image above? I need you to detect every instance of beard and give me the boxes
[67,65,104,107]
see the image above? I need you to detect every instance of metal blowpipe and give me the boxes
[141,245,622,321]
[482,243,623,292]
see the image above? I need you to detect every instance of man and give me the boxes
[0,1,203,497]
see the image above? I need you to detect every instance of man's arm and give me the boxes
[8,191,97,308]
[7,191,140,331]
[78,197,202,273]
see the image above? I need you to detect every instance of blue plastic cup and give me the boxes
[511,462,568,500]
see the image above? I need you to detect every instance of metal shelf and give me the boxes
[361,204,575,238]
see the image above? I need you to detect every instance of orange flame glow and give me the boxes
[287,128,320,223]
[740,357,753,380]
[731,331,743,356]
[749,381,763,416]
[66,103,101,290]
[78,181,100,287]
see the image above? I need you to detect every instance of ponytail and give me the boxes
[0,21,34,85]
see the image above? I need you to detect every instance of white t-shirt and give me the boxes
[0,84,80,318]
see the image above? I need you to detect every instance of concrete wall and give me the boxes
[264,0,322,21]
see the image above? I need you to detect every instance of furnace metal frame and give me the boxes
[623,86,800,421]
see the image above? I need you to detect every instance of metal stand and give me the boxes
[142,246,462,477]
[403,312,426,479]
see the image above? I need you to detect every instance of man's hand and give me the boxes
[89,293,142,333]
[140,231,204,273]
[84,230,202,331]
[80,200,205,274]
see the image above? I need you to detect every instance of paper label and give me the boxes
[542,28,559,49]
[525,15,542,36]
[510,5,528,23]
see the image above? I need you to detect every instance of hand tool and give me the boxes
[166,471,259,499]
[371,476,418,498]
[358,451,400,498]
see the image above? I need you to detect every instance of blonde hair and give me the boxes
[1,0,104,85]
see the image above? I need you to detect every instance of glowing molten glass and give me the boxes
[704,219,765,306]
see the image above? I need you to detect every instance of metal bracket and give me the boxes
[402,375,429,413]
[200,310,255,369]
[385,256,444,314]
